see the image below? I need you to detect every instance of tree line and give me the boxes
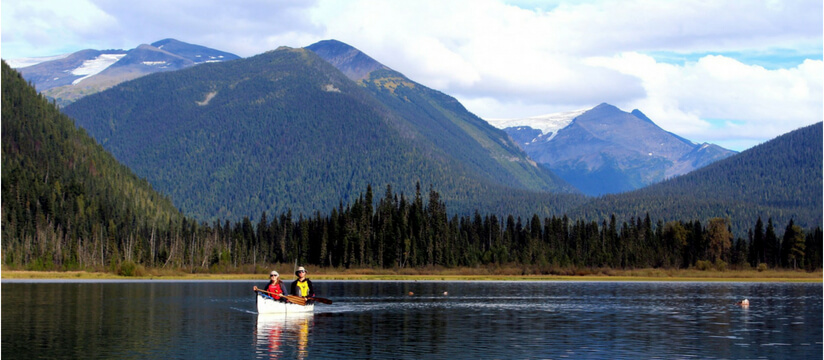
[5,182,821,273]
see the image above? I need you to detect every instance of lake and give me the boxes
[2,280,821,359]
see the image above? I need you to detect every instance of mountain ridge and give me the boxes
[64,42,580,222]
[12,38,240,106]
[491,103,736,195]
[306,39,388,81]
[571,121,823,233]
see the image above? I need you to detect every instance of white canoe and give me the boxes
[256,294,314,314]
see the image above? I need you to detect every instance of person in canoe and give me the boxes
[254,270,288,302]
[290,266,315,303]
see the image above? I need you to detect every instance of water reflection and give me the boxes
[255,313,313,359]
[1,281,820,359]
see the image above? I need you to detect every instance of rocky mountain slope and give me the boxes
[13,38,240,106]
[490,103,736,195]
[571,122,823,233]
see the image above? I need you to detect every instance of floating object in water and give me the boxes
[408,291,414,296]
[737,299,750,307]
[443,291,448,296]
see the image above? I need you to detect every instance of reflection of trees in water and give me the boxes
[255,314,313,359]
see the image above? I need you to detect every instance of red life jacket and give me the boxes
[267,282,283,299]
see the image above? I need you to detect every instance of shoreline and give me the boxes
[2,269,821,282]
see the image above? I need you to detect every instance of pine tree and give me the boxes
[765,219,779,268]
[748,217,765,266]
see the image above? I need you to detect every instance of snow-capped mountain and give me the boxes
[487,109,587,143]
[4,54,72,69]
[489,103,737,195]
[11,39,240,105]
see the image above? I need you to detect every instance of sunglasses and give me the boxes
[297,270,306,273]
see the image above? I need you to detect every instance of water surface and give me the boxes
[2,280,820,359]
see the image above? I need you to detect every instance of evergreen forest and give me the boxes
[3,61,821,275]
[573,122,823,235]
[62,46,580,223]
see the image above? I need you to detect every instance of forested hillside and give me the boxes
[64,45,580,223]
[4,56,820,275]
[1,62,184,270]
[307,40,572,193]
[571,122,823,234]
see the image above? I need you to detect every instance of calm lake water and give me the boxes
[2,280,821,359]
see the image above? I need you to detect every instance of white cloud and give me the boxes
[585,52,823,149]
[311,0,646,114]
[305,0,821,148]
[1,0,119,58]
[2,0,821,150]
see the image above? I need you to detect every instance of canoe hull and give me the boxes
[256,294,314,314]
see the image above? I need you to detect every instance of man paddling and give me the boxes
[290,266,315,303]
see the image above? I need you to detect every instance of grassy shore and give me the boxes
[2,266,821,282]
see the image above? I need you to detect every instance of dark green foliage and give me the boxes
[63,47,578,223]
[1,61,184,269]
[123,183,819,272]
[571,122,823,235]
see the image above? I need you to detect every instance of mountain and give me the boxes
[571,122,823,234]
[63,41,581,222]
[306,39,389,80]
[1,61,184,269]
[12,39,240,106]
[306,40,573,194]
[489,103,737,195]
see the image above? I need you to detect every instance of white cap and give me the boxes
[297,266,306,273]
[270,271,279,276]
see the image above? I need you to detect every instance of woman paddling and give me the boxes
[254,270,288,302]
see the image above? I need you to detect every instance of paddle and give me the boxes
[309,297,333,305]
[254,288,306,306]
[284,295,308,306]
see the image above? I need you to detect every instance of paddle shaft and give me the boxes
[255,288,306,306]
[254,287,331,305]
[310,296,333,305]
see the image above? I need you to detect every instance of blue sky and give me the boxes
[2,0,822,151]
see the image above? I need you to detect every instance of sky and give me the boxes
[2,0,822,151]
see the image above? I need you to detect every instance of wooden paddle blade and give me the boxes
[311,297,333,305]
[285,295,307,306]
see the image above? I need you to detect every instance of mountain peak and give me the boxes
[630,109,655,124]
[13,39,240,106]
[150,38,183,47]
[306,39,388,81]
[491,104,736,195]
[587,102,623,116]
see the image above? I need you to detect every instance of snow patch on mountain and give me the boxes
[71,54,127,84]
[487,109,588,141]
[6,54,71,68]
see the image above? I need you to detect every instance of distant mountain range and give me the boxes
[571,121,822,233]
[9,38,738,200]
[63,40,579,222]
[488,104,736,195]
[10,39,240,106]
